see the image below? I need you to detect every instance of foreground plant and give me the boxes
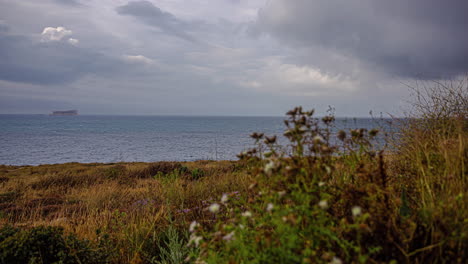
[187,100,467,263]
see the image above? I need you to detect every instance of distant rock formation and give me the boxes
[50,110,78,116]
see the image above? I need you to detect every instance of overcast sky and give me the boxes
[1,0,467,116]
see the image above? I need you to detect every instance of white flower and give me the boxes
[188,234,203,247]
[318,200,328,210]
[189,221,199,233]
[238,224,245,229]
[313,135,324,144]
[329,256,343,264]
[264,159,276,175]
[221,193,228,203]
[318,181,325,187]
[241,211,252,217]
[222,231,235,241]
[208,203,220,213]
[266,203,274,212]
[352,206,362,217]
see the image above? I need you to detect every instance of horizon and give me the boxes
[0,112,397,119]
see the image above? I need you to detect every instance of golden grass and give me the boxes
[0,161,252,247]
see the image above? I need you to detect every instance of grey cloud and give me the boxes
[256,0,468,79]
[0,23,8,33]
[116,1,195,42]
[0,31,124,85]
[53,0,83,6]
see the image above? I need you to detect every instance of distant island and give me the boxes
[49,110,78,116]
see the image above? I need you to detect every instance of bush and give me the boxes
[0,226,113,264]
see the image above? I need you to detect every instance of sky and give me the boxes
[1,0,467,116]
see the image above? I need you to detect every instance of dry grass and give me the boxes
[0,161,252,262]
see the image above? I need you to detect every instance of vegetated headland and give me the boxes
[0,81,466,264]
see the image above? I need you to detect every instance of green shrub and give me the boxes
[0,225,113,264]
[190,168,205,181]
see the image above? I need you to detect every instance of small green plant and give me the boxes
[0,225,112,264]
[190,168,205,180]
[150,226,193,264]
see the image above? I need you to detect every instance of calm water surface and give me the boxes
[0,115,391,165]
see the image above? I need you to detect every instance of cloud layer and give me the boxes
[256,0,468,79]
[0,0,466,116]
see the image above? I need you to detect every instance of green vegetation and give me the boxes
[0,81,466,263]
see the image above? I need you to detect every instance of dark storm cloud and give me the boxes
[0,31,123,85]
[256,0,468,79]
[53,0,82,6]
[116,1,195,42]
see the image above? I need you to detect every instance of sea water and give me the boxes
[0,115,392,165]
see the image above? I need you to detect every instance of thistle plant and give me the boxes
[187,107,386,263]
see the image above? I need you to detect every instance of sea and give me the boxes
[0,115,394,166]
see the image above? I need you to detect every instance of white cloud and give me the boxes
[239,57,359,96]
[41,26,73,42]
[68,38,79,45]
[122,55,155,65]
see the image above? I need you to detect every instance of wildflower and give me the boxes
[337,130,346,141]
[299,126,307,133]
[222,231,235,241]
[352,206,362,217]
[369,128,379,137]
[238,224,245,229]
[278,190,287,197]
[325,166,331,174]
[313,135,324,144]
[264,135,277,144]
[318,200,328,210]
[208,203,220,213]
[329,256,343,264]
[241,211,252,217]
[188,234,202,247]
[318,181,325,187]
[322,115,335,124]
[189,221,199,233]
[250,132,264,140]
[221,193,228,204]
[266,203,274,212]
[284,129,294,137]
[264,159,276,175]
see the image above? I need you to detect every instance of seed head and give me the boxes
[352,206,362,217]
[188,234,203,247]
[241,211,252,217]
[189,221,199,233]
[337,130,346,141]
[221,193,228,204]
[329,256,343,264]
[318,200,328,210]
[266,203,274,212]
[222,231,235,241]
[208,203,220,213]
